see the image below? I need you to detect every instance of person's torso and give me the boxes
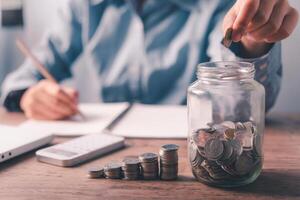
[78,0,227,104]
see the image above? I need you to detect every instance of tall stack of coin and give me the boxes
[104,162,123,179]
[159,144,179,180]
[122,156,141,180]
[139,153,159,180]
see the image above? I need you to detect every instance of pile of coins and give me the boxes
[104,162,123,179]
[189,121,262,185]
[122,156,141,180]
[159,144,179,180]
[139,153,159,180]
[88,167,105,179]
[87,144,179,181]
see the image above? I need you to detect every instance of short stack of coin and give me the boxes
[122,156,141,180]
[88,166,105,179]
[104,162,123,179]
[159,144,179,180]
[139,153,159,180]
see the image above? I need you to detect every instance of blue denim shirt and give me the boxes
[1,0,282,111]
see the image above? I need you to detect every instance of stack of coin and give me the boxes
[88,166,105,179]
[139,153,159,180]
[159,144,179,180]
[122,156,141,180]
[104,162,123,179]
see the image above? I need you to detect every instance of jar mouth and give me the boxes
[197,61,255,81]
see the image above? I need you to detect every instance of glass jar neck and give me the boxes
[197,61,255,82]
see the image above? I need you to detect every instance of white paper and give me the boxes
[111,104,189,138]
[19,103,129,136]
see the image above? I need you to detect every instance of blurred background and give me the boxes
[0,0,299,113]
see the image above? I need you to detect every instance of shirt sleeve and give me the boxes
[207,4,282,113]
[1,0,84,107]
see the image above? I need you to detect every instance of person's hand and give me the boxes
[20,80,79,120]
[223,0,299,57]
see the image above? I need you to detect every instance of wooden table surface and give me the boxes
[0,109,299,200]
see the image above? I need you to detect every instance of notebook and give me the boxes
[19,103,129,136]
[111,104,188,138]
[19,103,210,138]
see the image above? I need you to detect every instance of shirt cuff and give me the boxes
[3,89,28,112]
[221,41,280,63]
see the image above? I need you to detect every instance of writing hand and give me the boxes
[20,80,79,120]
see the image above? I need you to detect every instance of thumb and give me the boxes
[223,5,237,38]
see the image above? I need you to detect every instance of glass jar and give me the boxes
[187,61,265,187]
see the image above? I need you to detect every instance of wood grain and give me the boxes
[0,109,299,200]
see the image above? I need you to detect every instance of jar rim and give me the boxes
[197,61,255,81]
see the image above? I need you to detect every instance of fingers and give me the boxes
[36,90,77,118]
[224,0,299,44]
[63,87,79,104]
[249,0,290,41]
[223,6,237,32]
[21,80,79,120]
[247,0,277,32]
[265,8,299,43]
[232,0,260,41]
[24,95,65,120]
[45,83,78,111]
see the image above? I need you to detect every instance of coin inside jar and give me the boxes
[229,139,243,156]
[189,142,198,163]
[224,128,235,140]
[234,152,255,175]
[204,138,224,161]
[221,121,236,129]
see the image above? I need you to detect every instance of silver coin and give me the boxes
[235,122,245,130]
[161,144,179,152]
[222,28,233,48]
[123,156,140,165]
[88,167,105,179]
[201,160,230,180]
[229,139,243,156]
[189,142,199,163]
[221,121,236,129]
[220,140,233,161]
[139,153,158,162]
[243,122,254,134]
[104,162,122,171]
[254,134,262,157]
[234,152,254,175]
[204,138,224,161]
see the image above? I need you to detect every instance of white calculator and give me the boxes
[36,133,125,167]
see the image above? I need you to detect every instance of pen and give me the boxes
[16,39,86,120]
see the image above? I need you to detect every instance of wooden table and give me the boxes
[0,109,299,200]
